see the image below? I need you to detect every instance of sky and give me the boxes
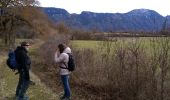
[39,0,170,16]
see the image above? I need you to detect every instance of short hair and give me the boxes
[21,42,30,47]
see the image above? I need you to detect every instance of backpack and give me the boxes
[65,53,75,71]
[6,50,18,70]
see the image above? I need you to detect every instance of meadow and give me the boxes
[1,37,170,100]
[38,36,170,100]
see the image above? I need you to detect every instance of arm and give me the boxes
[54,52,65,63]
[20,51,30,80]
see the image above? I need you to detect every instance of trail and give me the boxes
[0,53,61,100]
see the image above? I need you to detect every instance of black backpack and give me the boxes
[6,50,18,70]
[65,53,75,71]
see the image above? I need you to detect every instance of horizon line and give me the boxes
[42,6,169,17]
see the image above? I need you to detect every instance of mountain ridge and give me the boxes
[43,7,170,32]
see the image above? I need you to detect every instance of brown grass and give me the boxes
[31,36,170,100]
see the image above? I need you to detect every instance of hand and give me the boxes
[56,48,59,52]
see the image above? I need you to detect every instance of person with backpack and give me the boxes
[14,42,31,100]
[55,44,74,100]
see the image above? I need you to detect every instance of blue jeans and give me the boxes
[61,75,71,98]
[16,73,30,100]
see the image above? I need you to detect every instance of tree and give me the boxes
[56,21,70,33]
[0,0,40,46]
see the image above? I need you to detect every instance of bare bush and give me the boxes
[33,37,170,100]
[71,30,94,40]
[71,37,170,100]
[39,34,71,66]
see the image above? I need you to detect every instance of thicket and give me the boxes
[34,36,170,100]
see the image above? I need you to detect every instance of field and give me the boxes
[71,37,170,100]
[71,37,166,52]
[1,37,170,100]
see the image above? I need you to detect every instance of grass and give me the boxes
[0,39,83,100]
[71,40,101,49]
[71,37,169,52]
[0,41,60,100]
[71,38,170,100]
[1,37,170,100]
[71,38,143,49]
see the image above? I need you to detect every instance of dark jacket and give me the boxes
[15,46,31,80]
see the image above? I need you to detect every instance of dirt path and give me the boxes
[0,55,61,100]
[0,56,5,100]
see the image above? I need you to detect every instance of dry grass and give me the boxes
[16,37,170,100]
[70,38,170,100]
[0,41,61,100]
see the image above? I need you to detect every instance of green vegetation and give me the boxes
[70,38,170,100]
[0,42,60,100]
[71,37,169,51]
[1,37,170,100]
[71,40,101,49]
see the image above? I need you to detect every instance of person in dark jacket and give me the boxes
[15,42,31,100]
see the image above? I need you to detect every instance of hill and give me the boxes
[43,7,170,32]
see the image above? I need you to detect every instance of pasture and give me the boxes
[1,37,170,100]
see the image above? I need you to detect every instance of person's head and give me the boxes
[58,44,66,53]
[21,41,30,51]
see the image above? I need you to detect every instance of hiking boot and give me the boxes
[17,95,29,100]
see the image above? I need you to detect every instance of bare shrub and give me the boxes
[32,37,170,100]
[55,22,70,33]
[39,34,71,66]
[71,37,170,100]
[71,30,94,40]
[157,38,170,100]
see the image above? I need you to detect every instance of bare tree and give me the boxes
[0,0,40,46]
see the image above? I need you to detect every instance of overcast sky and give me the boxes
[39,0,170,16]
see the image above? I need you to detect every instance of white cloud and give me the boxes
[39,0,170,16]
